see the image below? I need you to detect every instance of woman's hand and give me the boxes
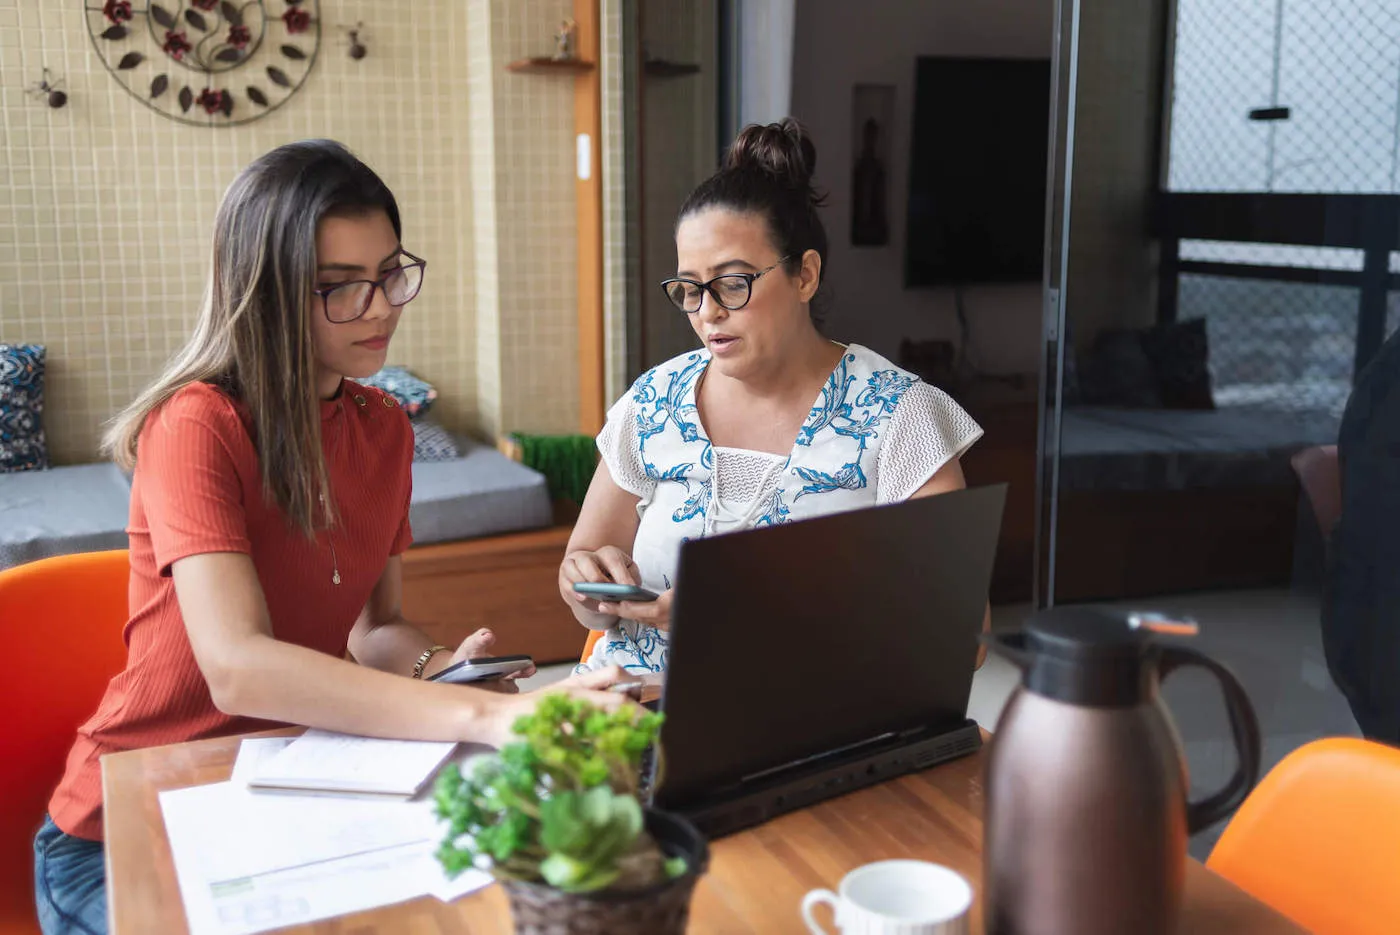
[597,588,674,632]
[433,627,536,694]
[560,545,640,616]
[479,665,639,747]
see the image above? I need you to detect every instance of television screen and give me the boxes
[904,57,1051,286]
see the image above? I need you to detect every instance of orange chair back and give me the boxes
[581,628,603,665]
[0,550,130,932]
[1207,737,1400,934]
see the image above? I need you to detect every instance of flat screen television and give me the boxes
[904,57,1052,287]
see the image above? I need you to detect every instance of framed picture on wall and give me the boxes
[851,84,894,247]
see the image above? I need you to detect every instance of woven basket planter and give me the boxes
[500,809,709,935]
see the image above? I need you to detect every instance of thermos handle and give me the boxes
[1157,645,1262,833]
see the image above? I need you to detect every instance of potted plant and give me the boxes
[433,694,709,934]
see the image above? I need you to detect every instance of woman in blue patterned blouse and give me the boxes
[559,118,986,675]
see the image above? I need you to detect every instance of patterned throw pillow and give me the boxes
[1079,329,1163,408]
[0,343,48,472]
[359,366,438,418]
[410,419,461,462]
[1142,317,1215,410]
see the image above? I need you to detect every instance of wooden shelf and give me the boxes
[643,59,701,78]
[505,57,595,75]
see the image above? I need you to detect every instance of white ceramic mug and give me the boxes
[801,860,972,935]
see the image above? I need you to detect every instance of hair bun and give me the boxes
[725,117,817,188]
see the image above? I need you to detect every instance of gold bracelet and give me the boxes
[412,644,449,680]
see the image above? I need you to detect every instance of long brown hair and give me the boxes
[103,140,402,537]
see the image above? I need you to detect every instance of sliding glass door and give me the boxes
[1040,0,1376,854]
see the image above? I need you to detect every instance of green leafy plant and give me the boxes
[434,694,687,894]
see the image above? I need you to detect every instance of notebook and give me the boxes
[246,729,457,798]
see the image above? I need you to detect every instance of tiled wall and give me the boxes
[487,0,583,437]
[466,0,503,437]
[600,0,632,402]
[0,0,481,463]
[0,0,628,461]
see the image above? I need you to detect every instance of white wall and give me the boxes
[789,0,1054,375]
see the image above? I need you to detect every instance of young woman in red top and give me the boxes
[35,140,628,935]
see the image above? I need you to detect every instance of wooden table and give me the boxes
[105,730,1307,934]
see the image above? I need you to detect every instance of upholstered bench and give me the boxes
[408,440,551,545]
[0,440,584,663]
[0,463,133,570]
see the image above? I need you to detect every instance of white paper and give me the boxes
[247,729,457,796]
[158,779,490,935]
[228,738,293,786]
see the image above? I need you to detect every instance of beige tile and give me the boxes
[0,0,610,461]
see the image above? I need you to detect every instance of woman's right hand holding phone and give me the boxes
[560,545,639,624]
[595,587,672,632]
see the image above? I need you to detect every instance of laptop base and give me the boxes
[664,718,983,839]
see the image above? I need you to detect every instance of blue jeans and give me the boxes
[33,815,107,935]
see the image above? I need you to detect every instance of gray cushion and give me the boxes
[0,438,551,570]
[1059,406,1341,491]
[0,463,132,569]
[408,438,552,545]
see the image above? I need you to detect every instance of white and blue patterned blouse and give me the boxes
[578,342,983,674]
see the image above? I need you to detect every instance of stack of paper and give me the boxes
[159,734,491,935]
[245,730,458,797]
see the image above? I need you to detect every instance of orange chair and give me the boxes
[581,628,603,664]
[1207,737,1400,934]
[0,551,130,934]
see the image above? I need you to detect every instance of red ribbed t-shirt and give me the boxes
[49,380,414,840]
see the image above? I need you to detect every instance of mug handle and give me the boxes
[1157,645,1263,833]
[801,889,840,934]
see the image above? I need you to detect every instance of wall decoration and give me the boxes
[340,21,366,60]
[850,83,894,247]
[84,1,320,127]
[27,67,69,108]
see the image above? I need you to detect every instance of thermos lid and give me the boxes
[1025,606,1147,660]
[1018,607,1154,706]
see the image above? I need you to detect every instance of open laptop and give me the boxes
[649,483,1006,839]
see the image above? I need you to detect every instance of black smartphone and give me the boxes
[427,654,534,684]
[572,582,660,602]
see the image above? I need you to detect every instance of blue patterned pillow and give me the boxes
[360,366,437,418]
[0,344,48,472]
[411,419,461,462]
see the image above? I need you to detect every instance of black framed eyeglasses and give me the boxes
[660,257,790,314]
[313,251,427,324]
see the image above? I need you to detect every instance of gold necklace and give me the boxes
[319,493,341,585]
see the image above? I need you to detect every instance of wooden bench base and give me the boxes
[400,526,586,666]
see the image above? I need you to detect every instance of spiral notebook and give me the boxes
[246,730,457,798]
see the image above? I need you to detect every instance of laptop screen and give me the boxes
[652,484,1005,809]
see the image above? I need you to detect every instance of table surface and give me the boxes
[104,728,1308,934]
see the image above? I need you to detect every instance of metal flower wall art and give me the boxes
[85,1,320,127]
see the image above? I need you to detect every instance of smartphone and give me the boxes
[572,582,660,602]
[427,654,534,684]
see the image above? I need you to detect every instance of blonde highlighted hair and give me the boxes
[103,140,402,536]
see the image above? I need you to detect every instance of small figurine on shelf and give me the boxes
[553,17,577,61]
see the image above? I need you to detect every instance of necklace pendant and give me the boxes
[332,570,341,585]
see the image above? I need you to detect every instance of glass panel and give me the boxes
[1183,274,1356,415]
[1167,0,1277,192]
[1272,0,1400,193]
[1047,0,1367,861]
[1181,240,1362,270]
